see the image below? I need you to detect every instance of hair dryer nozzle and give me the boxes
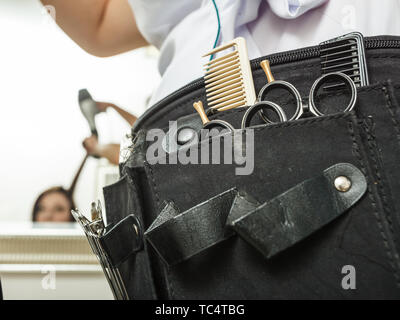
[78,89,93,103]
[78,89,99,136]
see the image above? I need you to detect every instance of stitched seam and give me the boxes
[370,55,400,60]
[194,113,352,151]
[381,86,400,253]
[380,86,400,266]
[255,63,318,72]
[164,114,352,156]
[245,113,348,131]
[352,117,400,287]
[103,187,114,225]
[347,119,400,286]
[382,86,400,149]
[128,178,159,300]
[366,124,400,285]
[370,135,400,286]
[146,163,161,212]
[166,266,175,300]
[371,88,400,249]
[145,163,176,299]
[103,176,127,225]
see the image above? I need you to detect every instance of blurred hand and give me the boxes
[95,101,112,112]
[82,135,99,156]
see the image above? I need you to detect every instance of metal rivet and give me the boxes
[334,176,352,192]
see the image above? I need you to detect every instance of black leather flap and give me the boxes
[230,163,367,259]
[145,189,237,266]
[144,163,367,266]
[99,214,143,267]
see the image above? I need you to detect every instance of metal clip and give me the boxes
[72,202,129,300]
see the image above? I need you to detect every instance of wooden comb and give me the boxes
[203,37,256,112]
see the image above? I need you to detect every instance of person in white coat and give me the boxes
[39,0,400,106]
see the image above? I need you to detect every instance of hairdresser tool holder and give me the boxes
[102,34,400,299]
[139,97,400,299]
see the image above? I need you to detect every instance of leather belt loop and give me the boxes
[99,214,144,267]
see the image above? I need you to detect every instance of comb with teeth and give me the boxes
[203,37,256,112]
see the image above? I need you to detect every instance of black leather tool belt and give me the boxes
[101,35,400,299]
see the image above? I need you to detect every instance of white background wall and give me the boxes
[1,270,114,300]
[0,0,160,221]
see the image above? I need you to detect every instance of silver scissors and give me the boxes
[193,59,357,132]
[242,59,357,128]
[193,100,287,132]
[72,203,130,300]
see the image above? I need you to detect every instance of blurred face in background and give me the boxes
[34,190,73,222]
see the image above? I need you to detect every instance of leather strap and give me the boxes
[99,214,143,267]
[145,163,367,266]
[230,163,367,259]
[145,189,236,266]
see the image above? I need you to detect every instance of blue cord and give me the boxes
[210,0,221,61]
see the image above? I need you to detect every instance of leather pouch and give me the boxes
[103,174,157,299]
[140,84,400,299]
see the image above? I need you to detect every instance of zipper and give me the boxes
[251,37,400,69]
[132,37,400,133]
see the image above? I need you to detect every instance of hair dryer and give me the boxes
[78,89,99,137]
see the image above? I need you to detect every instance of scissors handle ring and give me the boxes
[308,72,357,116]
[203,119,235,132]
[241,101,287,129]
[257,80,303,122]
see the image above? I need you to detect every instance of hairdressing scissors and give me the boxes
[193,59,357,132]
[250,60,357,126]
[194,99,287,132]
